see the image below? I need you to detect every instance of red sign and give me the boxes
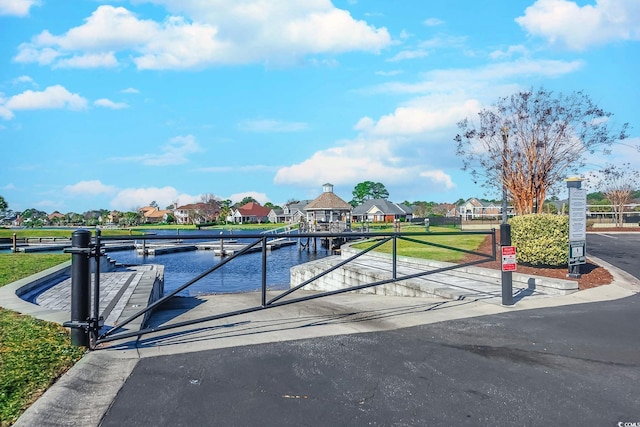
[501,246,517,272]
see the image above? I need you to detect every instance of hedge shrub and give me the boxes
[510,214,568,267]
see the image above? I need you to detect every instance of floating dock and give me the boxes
[134,239,296,256]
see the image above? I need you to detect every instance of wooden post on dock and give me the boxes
[12,233,17,253]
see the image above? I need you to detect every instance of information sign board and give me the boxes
[568,240,587,266]
[501,246,517,272]
[569,187,587,241]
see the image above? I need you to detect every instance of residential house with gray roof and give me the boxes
[352,199,414,222]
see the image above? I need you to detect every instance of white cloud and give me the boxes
[367,58,583,95]
[516,0,640,50]
[110,134,201,166]
[0,106,14,120]
[15,2,391,70]
[375,70,403,76]
[275,138,427,186]
[110,186,200,211]
[121,87,140,94]
[489,45,529,60]
[0,0,39,16]
[419,35,467,49]
[238,119,308,133]
[2,85,88,118]
[12,75,36,85]
[423,17,444,26]
[2,183,16,190]
[54,52,118,69]
[386,49,428,62]
[64,180,117,196]
[582,137,640,174]
[94,98,129,109]
[354,97,481,136]
[419,170,455,189]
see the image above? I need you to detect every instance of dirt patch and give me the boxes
[461,230,616,291]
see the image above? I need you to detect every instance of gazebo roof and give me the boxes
[305,192,352,211]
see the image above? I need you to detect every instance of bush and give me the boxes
[510,214,568,267]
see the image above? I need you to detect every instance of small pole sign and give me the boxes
[501,245,517,272]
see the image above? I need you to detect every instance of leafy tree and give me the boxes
[237,196,257,207]
[371,182,389,199]
[219,200,232,224]
[455,87,628,214]
[0,195,7,212]
[119,211,141,226]
[590,163,640,227]
[149,201,159,208]
[350,181,389,206]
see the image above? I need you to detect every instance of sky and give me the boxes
[1,0,639,214]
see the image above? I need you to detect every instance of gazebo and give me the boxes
[304,183,352,227]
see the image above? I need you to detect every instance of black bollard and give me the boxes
[500,223,514,306]
[70,229,91,347]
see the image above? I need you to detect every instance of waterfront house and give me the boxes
[175,202,220,224]
[351,199,413,223]
[228,201,271,224]
[138,206,173,224]
[268,200,311,224]
[458,198,500,220]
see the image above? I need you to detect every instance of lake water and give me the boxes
[107,229,332,296]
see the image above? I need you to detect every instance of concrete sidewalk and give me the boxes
[12,253,640,426]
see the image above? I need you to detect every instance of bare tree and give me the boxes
[455,87,628,214]
[199,193,221,223]
[591,163,640,227]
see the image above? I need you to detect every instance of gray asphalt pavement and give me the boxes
[96,232,640,426]
[100,294,640,426]
[588,232,640,279]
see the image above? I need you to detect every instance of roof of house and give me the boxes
[141,207,171,219]
[462,198,496,208]
[237,202,271,217]
[305,192,352,211]
[286,200,311,212]
[352,199,413,216]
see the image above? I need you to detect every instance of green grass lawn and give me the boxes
[350,226,488,263]
[0,253,85,427]
[0,228,142,239]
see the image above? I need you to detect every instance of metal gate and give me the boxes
[64,228,497,349]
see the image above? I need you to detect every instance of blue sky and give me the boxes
[1,0,638,213]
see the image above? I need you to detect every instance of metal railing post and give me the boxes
[69,229,91,347]
[92,229,102,342]
[392,234,397,280]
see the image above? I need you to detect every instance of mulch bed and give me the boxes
[460,229,625,291]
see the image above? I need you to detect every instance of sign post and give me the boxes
[566,177,587,278]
